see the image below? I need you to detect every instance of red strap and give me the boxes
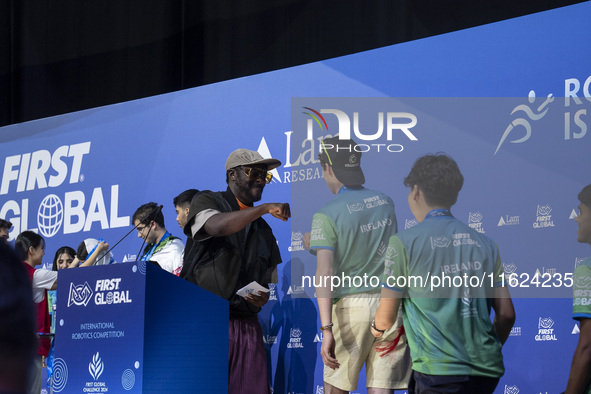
[375,325,405,357]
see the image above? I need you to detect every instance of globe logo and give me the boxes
[37,194,64,237]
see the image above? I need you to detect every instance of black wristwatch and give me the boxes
[371,319,385,333]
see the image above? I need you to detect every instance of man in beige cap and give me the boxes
[181,148,290,394]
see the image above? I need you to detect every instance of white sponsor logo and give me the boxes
[504,385,519,394]
[573,324,580,335]
[533,204,555,229]
[430,236,451,249]
[468,212,485,233]
[405,218,418,229]
[510,327,522,336]
[498,215,520,227]
[0,142,130,239]
[503,263,518,274]
[289,231,305,252]
[89,352,104,381]
[495,90,554,155]
[67,282,93,307]
[535,317,557,341]
[288,328,304,348]
[346,202,364,213]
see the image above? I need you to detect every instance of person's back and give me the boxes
[313,186,397,298]
[372,153,515,394]
[390,213,504,376]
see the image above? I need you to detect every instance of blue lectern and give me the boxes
[52,261,228,393]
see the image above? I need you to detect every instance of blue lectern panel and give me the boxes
[54,262,147,393]
[54,262,228,393]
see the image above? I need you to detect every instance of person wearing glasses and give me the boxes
[132,202,184,275]
[181,148,290,394]
[305,136,411,394]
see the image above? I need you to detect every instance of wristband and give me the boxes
[371,319,386,333]
[320,322,333,331]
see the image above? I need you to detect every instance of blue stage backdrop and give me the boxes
[1,2,591,393]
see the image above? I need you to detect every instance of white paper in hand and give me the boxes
[236,281,270,298]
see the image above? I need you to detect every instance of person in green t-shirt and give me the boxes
[372,153,515,394]
[307,136,411,394]
[565,183,591,394]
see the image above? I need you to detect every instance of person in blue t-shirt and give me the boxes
[371,153,515,394]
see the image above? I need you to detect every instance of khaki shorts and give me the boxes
[324,293,412,391]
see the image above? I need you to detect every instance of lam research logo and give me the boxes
[287,285,305,296]
[570,208,578,219]
[89,352,104,381]
[405,218,418,229]
[430,236,451,249]
[346,202,364,214]
[37,194,64,237]
[573,324,580,335]
[122,254,137,262]
[504,385,519,394]
[498,214,520,227]
[313,332,324,343]
[67,282,93,307]
[256,136,282,184]
[575,257,585,269]
[534,204,555,229]
[494,90,554,155]
[509,326,522,336]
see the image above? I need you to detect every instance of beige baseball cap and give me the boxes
[225,149,281,170]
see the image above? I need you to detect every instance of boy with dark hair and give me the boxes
[133,202,184,275]
[372,153,515,394]
[0,218,12,244]
[565,184,591,393]
[173,189,200,230]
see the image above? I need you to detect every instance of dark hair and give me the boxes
[173,189,199,207]
[404,153,464,207]
[0,218,12,230]
[132,202,165,228]
[52,246,76,271]
[578,184,591,208]
[0,242,37,390]
[14,231,45,262]
[76,241,88,261]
